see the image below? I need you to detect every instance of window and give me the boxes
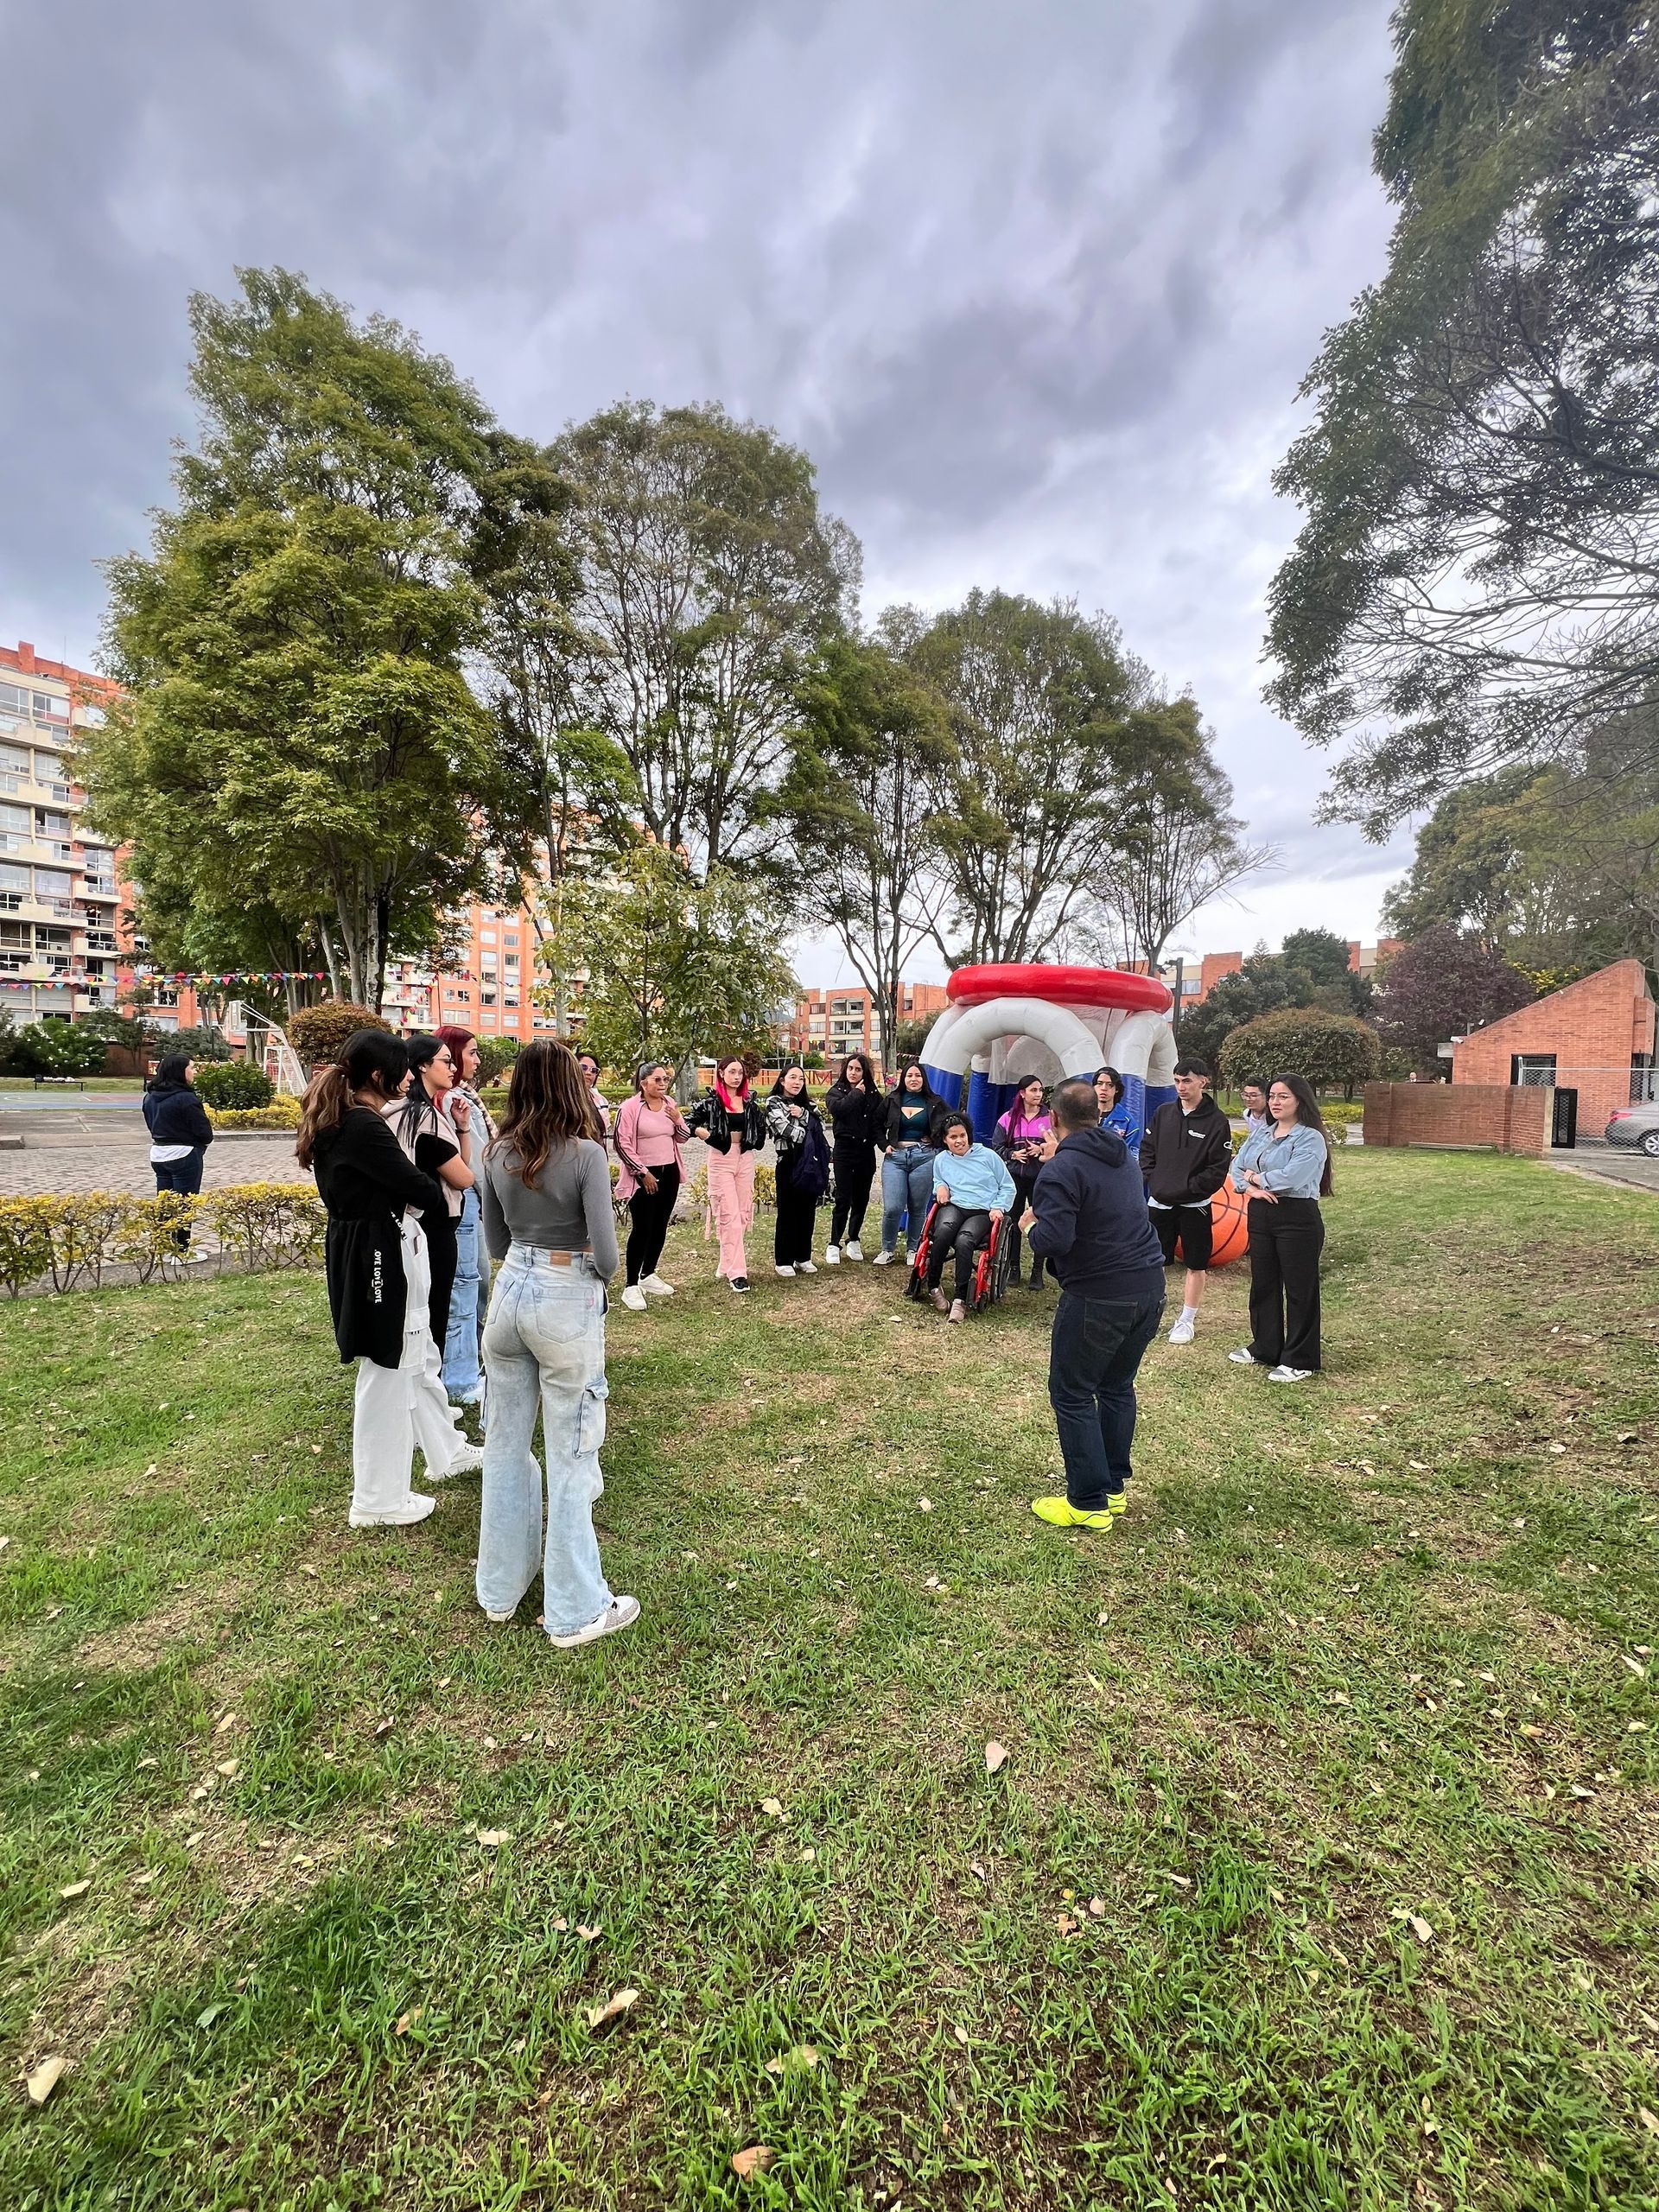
[33,693,69,722]
[480,929,496,944]
[0,683,26,715]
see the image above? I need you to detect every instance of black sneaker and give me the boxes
[730,1276,750,1294]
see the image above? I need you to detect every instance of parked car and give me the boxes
[1605,1103,1659,1156]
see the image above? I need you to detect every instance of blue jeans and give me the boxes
[880,1147,935,1254]
[1047,1286,1166,1510]
[442,1188,489,1400]
[476,1248,613,1639]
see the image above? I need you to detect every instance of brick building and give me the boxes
[786,981,950,1069]
[1450,959,1656,1135]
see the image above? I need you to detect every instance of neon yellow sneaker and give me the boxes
[1107,1491,1128,1516]
[1030,1496,1116,1531]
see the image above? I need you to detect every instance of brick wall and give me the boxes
[1364,1082,1551,1155]
[1451,959,1656,1134]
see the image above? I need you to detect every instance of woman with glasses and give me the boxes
[384,1033,476,1354]
[435,1025,493,1409]
[613,1059,690,1312]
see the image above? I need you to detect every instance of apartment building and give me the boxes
[382,885,560,1042]
[785,981,950,1068]
[0,643,124,1023]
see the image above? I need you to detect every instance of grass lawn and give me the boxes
[0,1078,144,1095]
[3,1148,1657,2210]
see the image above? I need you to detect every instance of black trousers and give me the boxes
[1246,1197,1324,1370]
[925,1205,991,1300]
[1003,1170,1043,1281]
[152,1150,205,1249]
[775,1178,819,1266]
[423,1211,459,1352]
[626,1164,680,1285]
[830,1145,875,1245]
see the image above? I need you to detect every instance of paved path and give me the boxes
[0,1128,315,1198]
[1546,1140,1659,1196]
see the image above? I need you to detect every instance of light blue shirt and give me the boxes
[1230,1122,1328,1199]
[933,1142,1017,1212]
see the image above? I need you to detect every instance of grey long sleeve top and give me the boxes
[480,1136,620,1278]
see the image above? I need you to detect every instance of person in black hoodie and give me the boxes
[1138,1058,1234,1348]
[1024,1079,1166,1529]
[296,1029,483,1529]
[142,1052,214,1246]
[823,1051,882,1262]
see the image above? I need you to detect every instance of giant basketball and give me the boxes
[1179,1180,1249,1268]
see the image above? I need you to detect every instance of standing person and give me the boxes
[142,1053,213,1246]
[1095,1065,1141,1152]
[296,1029,482,1527]
[926,1113,1016,1321]
[475,1040,638,1647]
[1239,1078,1271,1135]
[875,1063,950,1265]
[688,1053,767,1294]
[992,1076,1053,1287]
[385,1033,474,1354]
[1228,1072,1332,1382]
[823,1051,882,1262]
[766,1066,830,1278]
[435,1026,493,1410]
[1139,1058,1233,1348]
[575,1051,611,1138]
[612,1060,690,1313]
[1024,1078,1166,1529]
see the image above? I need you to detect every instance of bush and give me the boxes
[193,1060,275,1109]
[10,1020,107,1079]
[207,1096,302,1130]
[167,1023,235,1062]
[0,1185,327,1295]
[287,1001,391,1071]
[1218,1007,1382,1100]
[479,1086,511,1121]
[474,1036,523,1084]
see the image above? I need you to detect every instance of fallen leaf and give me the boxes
[476,1829,512,1848]
[311,1443,323,1455]
[918,1497,933,1512]
[1639,2107,1659,2136]
[1088,1896,1106,1917]
[1408,1459,1429,1471]
[1408,1915,1433,1943]
[984,1740,1008,1776]
[298,1564,319,1579]
[1623,1655,1647,1678]
[953,2024,970,2045]
[190,1781,214,1802]
[1520,1724,1546,1739]
[1056,1913,1078,1936]
[215,1758,239,1778]
[25,2056,69,2105]
[214,1713,238,1735]
[394,2005,423,2036]
[731,2145,775,2180]
[195,2002,226,2029]
[575,1923,601,1942]
[585,1987,639,2031]
[760,1796,785,1819]
[373,1719,394,1738]
[58,1879,91,1900]
[765,2044,820,2075]
[1548,1441,1567,1455]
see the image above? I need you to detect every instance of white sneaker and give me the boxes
[639,1274,675,1297]
[796,1260,817,1274]
[775,1263,796,1278]
[1228,1347,1260,1366]
[483,1605,515,1624]
[432,1443,484,1480]
[1167,1315,1196,1345]
[845,1241,864,1261]
[549,1594,641,1649]
[620,1285,647,1313]
[348,1492,436,1529]
[825,1244,841,1265]
[1268,1365,1315,1383]
[873,1249,894,1267]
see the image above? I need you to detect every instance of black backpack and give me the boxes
[784,1109,831,1199]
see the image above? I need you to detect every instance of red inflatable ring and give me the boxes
[945,963,1173,1015]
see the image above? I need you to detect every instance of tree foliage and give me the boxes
[544,840,796,1079]
[1178,937,1370,1071]
[1372,925,1538,1070]
[1267,1,1659,830]
[1217,1007,1382,1097]
[287,1001,391,1071]
[84,269,500,1010]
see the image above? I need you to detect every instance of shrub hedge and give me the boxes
[207,1096,302,1130]
[192,1060,276,1109]
[0,1184,326,1296]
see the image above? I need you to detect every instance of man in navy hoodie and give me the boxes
[1023,1078,1167,1529]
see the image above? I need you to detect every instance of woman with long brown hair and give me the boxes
[1227,1071,1333,1382]
[296,1029,482,1527]
[474,1039,636,1649]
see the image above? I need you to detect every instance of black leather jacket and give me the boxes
[687,1087,768,1154]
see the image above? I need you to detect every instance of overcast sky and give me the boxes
[2,0,1411,982]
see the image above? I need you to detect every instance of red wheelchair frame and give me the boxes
[904,1199,1014,1313]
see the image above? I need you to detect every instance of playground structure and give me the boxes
[918,963,1178,1148]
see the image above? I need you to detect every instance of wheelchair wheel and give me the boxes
[969,1214,1014,1312]
[905,1200,940,1302]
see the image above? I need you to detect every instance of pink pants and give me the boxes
[706,1147,756,1281]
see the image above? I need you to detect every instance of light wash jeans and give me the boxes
[880,1146,935,1255]
[476,1246,613,1639]
[442,1188,489,1402]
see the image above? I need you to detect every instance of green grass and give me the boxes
[3,1149,1657,2209]
[0,1077,143,1094]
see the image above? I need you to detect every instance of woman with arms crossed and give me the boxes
[823,1051,882,1263]
[613,1060,690,1313]
[766,1065,831,1277]
[475,1040,637,1648]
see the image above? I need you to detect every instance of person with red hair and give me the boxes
[688,1052,767,1293]
[436,1025,494,1408]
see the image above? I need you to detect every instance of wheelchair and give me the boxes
[903,1200,1014,1314]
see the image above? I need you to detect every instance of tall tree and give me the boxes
[1079,696,1272,969]
[548,400,859,881]
[1372,925,1537,1070]
[1267,1,1659,832]
[781,617,954,1058]
[83,269,499,1011]
[909,591,1145,964]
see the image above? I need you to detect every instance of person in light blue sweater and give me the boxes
[925,1114,1017,1320]
[1227,1071,1332,1380]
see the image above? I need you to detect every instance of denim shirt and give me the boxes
[1230,1122,1328,1199]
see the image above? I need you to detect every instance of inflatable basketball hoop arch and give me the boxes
[917,963,1178,1150]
